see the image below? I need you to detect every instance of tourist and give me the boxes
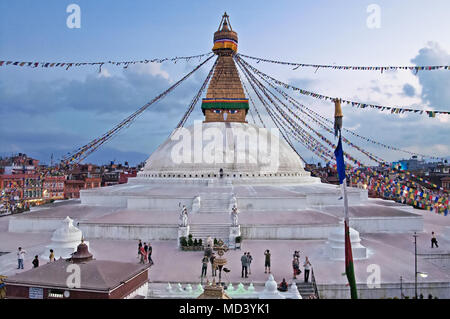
[431,232,439,248]
[247,252,253,275]
[201,255,209,278]
[32,255,39,268]
[241,252,248,278]
[210,253,216,276]
[147,242,154,265]
[264,250,271,274]
[277,278,288,292]
[138,239,142,259]
[304,256,312,283]
[139,245,146,264]
[49,249,55,262]
[144,242,148,263]
[292,257,300,279]
[17,247,26,269]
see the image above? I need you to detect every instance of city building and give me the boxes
[4,242,150,299]
[64,180,85,199]
[43,176,65,200]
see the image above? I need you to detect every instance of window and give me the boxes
[48,289,64,298]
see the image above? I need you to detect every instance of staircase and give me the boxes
[296,268,320,299]
[197,192,233,214]
[296,282,316,299]
[189,223,231,244]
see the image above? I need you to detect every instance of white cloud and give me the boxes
[129,63,170,80]
[98,67,112,78]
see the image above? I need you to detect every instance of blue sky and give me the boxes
[1,0,449,165]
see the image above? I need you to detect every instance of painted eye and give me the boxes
[229,110,238,114]
[214,110,221,114]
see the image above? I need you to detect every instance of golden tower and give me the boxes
[201,13,249,123]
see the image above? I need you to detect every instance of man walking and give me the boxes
[304,256,312,283]
[17,247,26,269]
[247,252,253,275]
[431,232,439,248]
[147,242,154,265]
[264,250,271,274]
[241,253,248,278]
[138,240,142,259]
[201,255,209,278]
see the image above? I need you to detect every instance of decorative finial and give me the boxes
[334,98,343,137]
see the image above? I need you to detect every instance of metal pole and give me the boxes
[414,232,418,299]
[400,276,403,299]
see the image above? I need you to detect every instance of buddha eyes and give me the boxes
[212,109,238,114]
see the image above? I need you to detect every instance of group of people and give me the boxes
[137,240,154,265]
[240,252,253,278]
[278,252,312,292]
[16,247,45,270]
[201,252,217,278]
[292,251,311,282]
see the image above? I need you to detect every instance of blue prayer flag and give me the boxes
[334,136,346,185]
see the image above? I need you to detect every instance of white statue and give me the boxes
[229,194,237,211]
[231,205,239,226]
[179,205,188,227]
[206,236,213,248]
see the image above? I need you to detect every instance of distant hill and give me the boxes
[0,147,149,167]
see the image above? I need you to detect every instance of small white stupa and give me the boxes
[41,216,89,260]
[288,282,302,299]
[326,221,367,260]
[258,274,286,299]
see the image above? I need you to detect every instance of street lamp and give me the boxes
[400,276,403,299]
[413,232,429,299]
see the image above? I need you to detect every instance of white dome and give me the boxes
[139,122,309,178]
[51,216,82,243]
[326,221,368,260]
[264,274,278,292]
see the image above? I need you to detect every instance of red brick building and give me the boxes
[442,177,450,191]
[64,177,101,199]
[85,177,101,189]
[43,176,65,200]
[4,243,149,299]
[119,170,137,184]
[0,173,43,205]
[64,180,85,199]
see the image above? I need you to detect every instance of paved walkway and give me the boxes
[1,204,449,287]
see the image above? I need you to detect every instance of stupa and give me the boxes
[77,13,387,245]
[5,13,445,300]
[8,13,423,249]
[40,216,89,260]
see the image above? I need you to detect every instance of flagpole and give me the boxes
[334,99,358,299]
[343,178,349,223]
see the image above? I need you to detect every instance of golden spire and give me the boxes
[202,13,249,123]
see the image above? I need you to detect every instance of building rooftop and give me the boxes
[5,258,149,292]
